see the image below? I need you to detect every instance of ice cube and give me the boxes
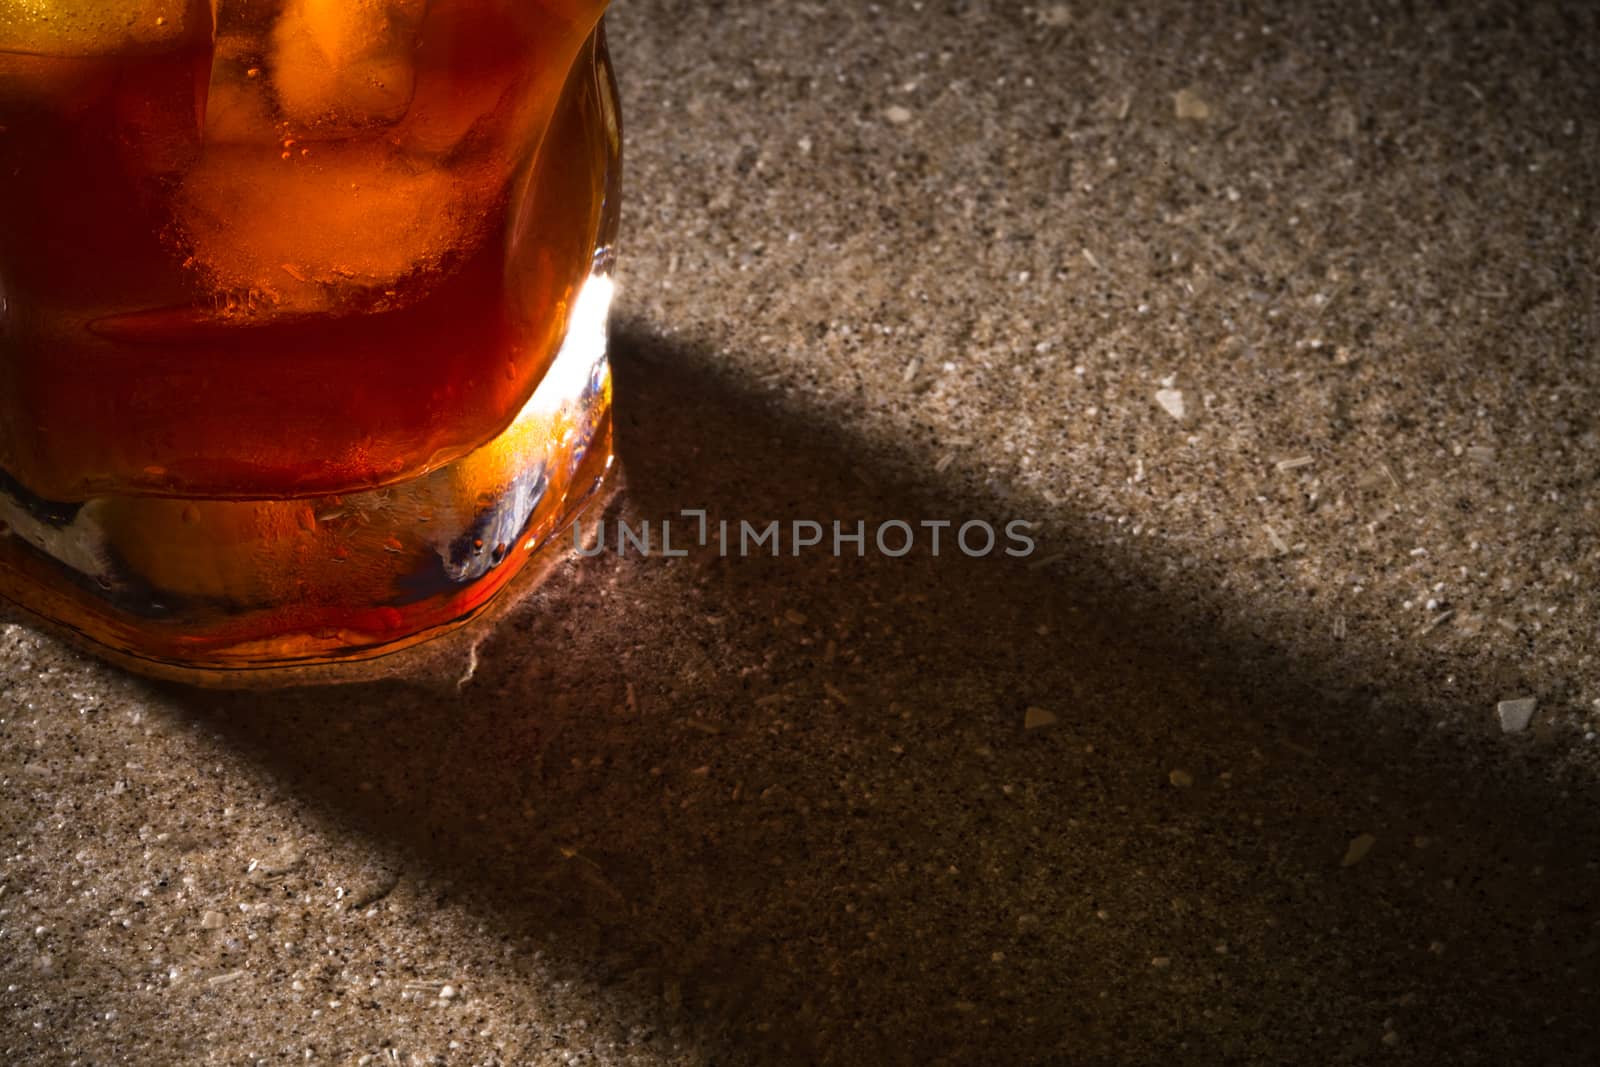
[201,32,278,143]
[295,0,424,62]
[174,139,496,310]
[0,0,205,56]
[269,0,426,128]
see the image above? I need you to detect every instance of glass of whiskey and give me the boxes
[0,0,621,681]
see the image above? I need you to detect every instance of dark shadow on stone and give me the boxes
[163,322,1600,1065]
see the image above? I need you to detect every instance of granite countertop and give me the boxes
[6,0,1600,1063]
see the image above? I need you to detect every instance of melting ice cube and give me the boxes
[269,0,427,128]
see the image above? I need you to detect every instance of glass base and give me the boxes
[0,277,617,685]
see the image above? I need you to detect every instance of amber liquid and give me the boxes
[0,2,620,677]
[0,0,611,501]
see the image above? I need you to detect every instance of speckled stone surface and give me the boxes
[6,1,1600,1063]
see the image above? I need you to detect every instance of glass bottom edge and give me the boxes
[0,278,618,685]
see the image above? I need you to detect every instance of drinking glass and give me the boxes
[0,0,620,680]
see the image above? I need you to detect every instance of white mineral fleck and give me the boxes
[1155,389,1185,419]
[1496,697,1537,733]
